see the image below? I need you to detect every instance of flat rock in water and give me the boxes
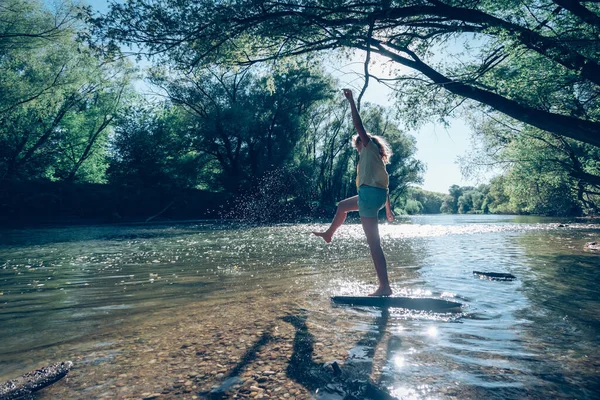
[331,296,462,312]
[473,271,516,281]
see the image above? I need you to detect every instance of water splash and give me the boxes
[219,166,315,223]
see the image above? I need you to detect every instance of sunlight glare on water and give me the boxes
[0,215,599,399]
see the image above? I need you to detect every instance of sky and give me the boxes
[328,54,482,194]
[85,0,491,194]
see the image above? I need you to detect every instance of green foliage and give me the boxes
[503,151,583,216]
[108,104,200,189]
[463,112,600,215]
[0,0,133,182]
[149,63,335,192]
[0,0,80,54]
[440,185,460,213]
[403,198,423,215]
[485,176,515,214]
[435,184,496,214]
[95,0,600,147]
[302,95,356,207]
[5,0,599,221]
[146,61,425,214]
[402,187,445,214]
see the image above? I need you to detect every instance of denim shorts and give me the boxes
[358,185,387,218]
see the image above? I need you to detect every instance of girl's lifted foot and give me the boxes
[312,231,332,243]
[369,286,393,297]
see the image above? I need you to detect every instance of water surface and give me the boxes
[1,215,599,399]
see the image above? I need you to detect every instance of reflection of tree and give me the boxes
[518,233,600,340]
[513,232,600,396]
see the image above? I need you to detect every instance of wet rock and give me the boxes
[0,361,73,400]
[584,241,600,252]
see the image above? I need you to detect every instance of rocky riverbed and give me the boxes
[37,290,380,400]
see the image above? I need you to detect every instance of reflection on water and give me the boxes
[0,215,599,399]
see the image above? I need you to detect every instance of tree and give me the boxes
[108,103,201,188]
[300,96,357,208]
[0,0,87,111]
[0,0,83,54]
[404,198,423,215]
[53,72,132,183]
[149,63,334,192]
[485,175,513,214]
[462,113,600,215]
[0,0,133,182]
[415,188,445,214]
[93,0,600,147]
[440,184,461,213]
[403,187,444,214]
[458,189,484,213]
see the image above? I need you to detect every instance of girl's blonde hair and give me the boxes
[352,134,393,164]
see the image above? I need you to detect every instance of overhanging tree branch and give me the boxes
[96,0,600,148]
[369,38,600,147]
[552,0,600,28]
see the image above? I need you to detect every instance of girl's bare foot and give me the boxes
[312,231,332,243]
[369,287,393,297]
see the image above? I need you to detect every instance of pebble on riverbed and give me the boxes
[37,292,364,400]
[584,241,600,252]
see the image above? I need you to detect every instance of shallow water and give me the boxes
[0,215,599,399]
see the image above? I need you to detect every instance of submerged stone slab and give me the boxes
[331,296,462,312]
[473,271,517,281]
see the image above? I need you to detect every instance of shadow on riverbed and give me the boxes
[283,310,397,399]
[204,308,397,399]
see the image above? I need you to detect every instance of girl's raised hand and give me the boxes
[342,88,353,100]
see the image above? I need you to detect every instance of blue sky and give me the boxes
[85,0,491,194]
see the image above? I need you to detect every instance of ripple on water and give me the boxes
[0,217,599,399]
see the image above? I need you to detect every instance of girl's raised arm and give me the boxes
[343,89,370,145]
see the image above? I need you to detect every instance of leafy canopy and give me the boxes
[93,0,600,147]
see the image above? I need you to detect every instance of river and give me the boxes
[0,215,599,399]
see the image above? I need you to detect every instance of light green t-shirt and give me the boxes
[356,141,389,189]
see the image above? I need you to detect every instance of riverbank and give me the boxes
[0,180,230,226]
[1,180,596,228]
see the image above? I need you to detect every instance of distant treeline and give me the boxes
[402,181,584,216]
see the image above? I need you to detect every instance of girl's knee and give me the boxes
[335,204,348,215]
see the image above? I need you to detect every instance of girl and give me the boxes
[313,89,395,297]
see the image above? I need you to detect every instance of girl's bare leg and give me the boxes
[361,216,392,296]
[312,196,358,243]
